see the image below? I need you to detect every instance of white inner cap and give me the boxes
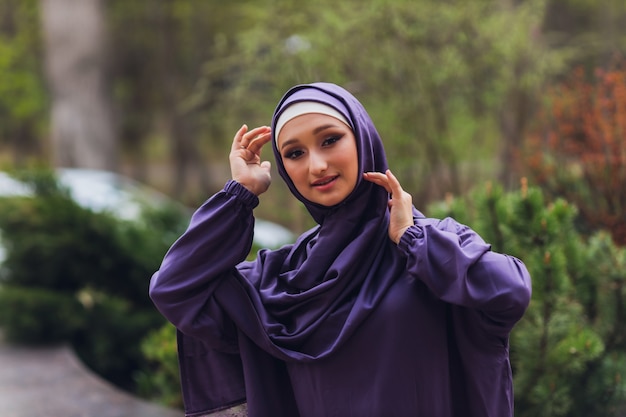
[275,101,351,144]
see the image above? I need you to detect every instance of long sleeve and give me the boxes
[398,216,532,335]
[149,180,260,348]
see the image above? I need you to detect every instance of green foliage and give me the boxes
[0,286,85,344]
[0,183,125,292]
[0,0,47,156]
[428,181,626,417]
[74,292,166,390]
[135,323,182,408]
[0,169,189,390]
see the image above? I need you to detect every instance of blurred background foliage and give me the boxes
[1,0,624,232]
[524,62,626,245]
[1,0,626,415]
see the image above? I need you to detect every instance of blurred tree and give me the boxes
[0,0,47,165]
[107,0,254,202]
[543,0,626,69]
[523,62,626,245]
[40,0,117,170]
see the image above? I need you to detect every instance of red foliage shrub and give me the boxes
[523,62,626,245]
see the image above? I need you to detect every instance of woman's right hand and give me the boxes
[229,124,273,196]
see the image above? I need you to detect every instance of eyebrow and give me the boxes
[279,124,342,150]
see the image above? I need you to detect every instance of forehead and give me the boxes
[277,113,351,148]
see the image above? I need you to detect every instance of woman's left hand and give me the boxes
[363,169,414,244]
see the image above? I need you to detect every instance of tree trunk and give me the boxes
[498,85,530,189]
[40,0,117,171]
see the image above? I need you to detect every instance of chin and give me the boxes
[313,194,349,207]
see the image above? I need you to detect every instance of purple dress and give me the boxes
[150,83,532,417]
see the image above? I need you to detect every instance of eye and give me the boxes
[284,149,304,160]
[322,135,342,147]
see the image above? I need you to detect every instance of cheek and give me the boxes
[283,161,306,183]
[338,144,359,180]
[345,157,360,185]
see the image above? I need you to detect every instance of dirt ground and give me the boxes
[0,340,183,417]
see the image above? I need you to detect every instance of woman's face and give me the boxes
[277,113,359,207]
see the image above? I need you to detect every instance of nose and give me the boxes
[309,150,328,175]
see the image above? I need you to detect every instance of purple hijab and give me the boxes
[271,82,389,224]
[177,83,419,415]
[220,83,405,359]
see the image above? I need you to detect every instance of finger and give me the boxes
[241,126,271,148]
[385,169,404,198]
[247,131,272,154]
[232,124,248,152]
[365,177,391,192]
[363,172,390,190]
[363,171,387,181]
[363,172,392,193]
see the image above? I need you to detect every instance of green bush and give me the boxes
[135,323,182,408]
[0,286,85,344]
[429,180,626,417]
[0,169,190,391]
[73,292,167,389]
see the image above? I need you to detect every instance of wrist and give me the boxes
[237,180,259,196]
[392,225,412,244]
[224,180,260,208]
[232,174,271,197]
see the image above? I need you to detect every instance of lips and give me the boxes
[312,175,338,187]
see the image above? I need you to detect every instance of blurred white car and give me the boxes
[0,168,294,264]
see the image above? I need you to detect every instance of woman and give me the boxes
[150,82,532,417]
